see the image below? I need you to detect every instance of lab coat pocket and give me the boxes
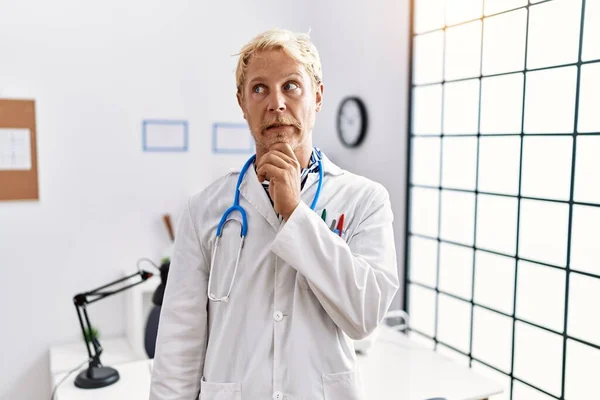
[322,370,363,400]
[317,208,349,241]
[199,378,242,400]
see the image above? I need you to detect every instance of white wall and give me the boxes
[0,0,410,397]
[305,0,411,310]
[0,1,312,398]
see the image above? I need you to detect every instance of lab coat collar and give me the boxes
[238,163,281,232]
[300,151,344,195]
[319,152,344,177]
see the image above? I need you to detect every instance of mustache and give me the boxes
[261,116,301,131]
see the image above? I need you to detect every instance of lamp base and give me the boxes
[74,366,120,389]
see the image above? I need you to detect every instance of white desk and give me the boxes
[357,326,502,399]
[52,327,502,400]
[53,359,152,400]
[50,337,140,376]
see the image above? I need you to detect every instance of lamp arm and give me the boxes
[72,270,154,368]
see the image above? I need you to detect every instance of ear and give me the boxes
[237,91,247,120]
[315,83,324,112]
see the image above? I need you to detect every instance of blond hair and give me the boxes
[235,28,323,95]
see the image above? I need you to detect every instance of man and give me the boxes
[149,28,399,400]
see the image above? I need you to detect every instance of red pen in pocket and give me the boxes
[336,214,345,237]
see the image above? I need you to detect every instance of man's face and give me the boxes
[237,49,323,152]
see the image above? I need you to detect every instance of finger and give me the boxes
[256,163,284,182]
[256,151,297,172]
[269,142,297,162]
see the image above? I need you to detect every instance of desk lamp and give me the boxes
[72,268,153,389]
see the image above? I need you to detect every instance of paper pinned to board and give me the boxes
[0,128,32,170]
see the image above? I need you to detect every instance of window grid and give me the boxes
[405,1,597,398]
[410,183,600,209]
[411,58,600,91]
[410,232,600,282]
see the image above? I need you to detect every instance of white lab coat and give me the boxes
[149,153,399,400]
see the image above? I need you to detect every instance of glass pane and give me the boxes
[471,361,511,400]
[578,62,600,133]
[512,380,557,400]
[568,272,600,347]
[441,137,478,190]
[440,190,476,245]
[413,31,445,85]
[445,20,482,81]
[480,73,524,134]
[514,322,563,397]
[472,306,513,373]
[570,205,600,276]
[443,79,480,134]
[437,294,472,353]
[476,194,518,255]
[484,0,527,16]
[411,137,441,186]
[439,242,473,299]
[482,9,527,75]
[516,261,566,332]
[414,0,445,34]
[527,0,582,69]
[474,251,515,315]
[582,0,600,61]
[445,0,483,26]
[436,343,471,367]
[478,136,521,195]
[408,284,437,337]
[574,136,600,204]
[519,199,570,267]
[412,85,443,135]
[521,136,573,201]
[410,187,439,237]
[524,66,578,134]
[565,339,600,399]
[409,236,438,287]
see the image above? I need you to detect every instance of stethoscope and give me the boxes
[207,149,324,302]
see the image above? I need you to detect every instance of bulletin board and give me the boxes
[0,99,39,201]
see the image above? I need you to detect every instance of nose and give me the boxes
[267,89,286,113]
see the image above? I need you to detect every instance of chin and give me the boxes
[261,131,297,147]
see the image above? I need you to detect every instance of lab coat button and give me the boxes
[273,391,283,400]
[273,311,283,322]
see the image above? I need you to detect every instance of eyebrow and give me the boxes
[247,73,304,86]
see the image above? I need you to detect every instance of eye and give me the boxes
[253,85,266,94]
[284,82,299,91]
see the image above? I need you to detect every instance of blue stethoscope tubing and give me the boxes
[208,150,324,302]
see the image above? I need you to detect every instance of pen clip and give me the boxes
[329,219,337,231]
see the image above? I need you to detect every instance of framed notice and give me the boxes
[212,122,254,154]
[0,99,39,201]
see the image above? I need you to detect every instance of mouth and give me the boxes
[266,124,293,131]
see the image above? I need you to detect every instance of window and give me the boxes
[406,1,600,398]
